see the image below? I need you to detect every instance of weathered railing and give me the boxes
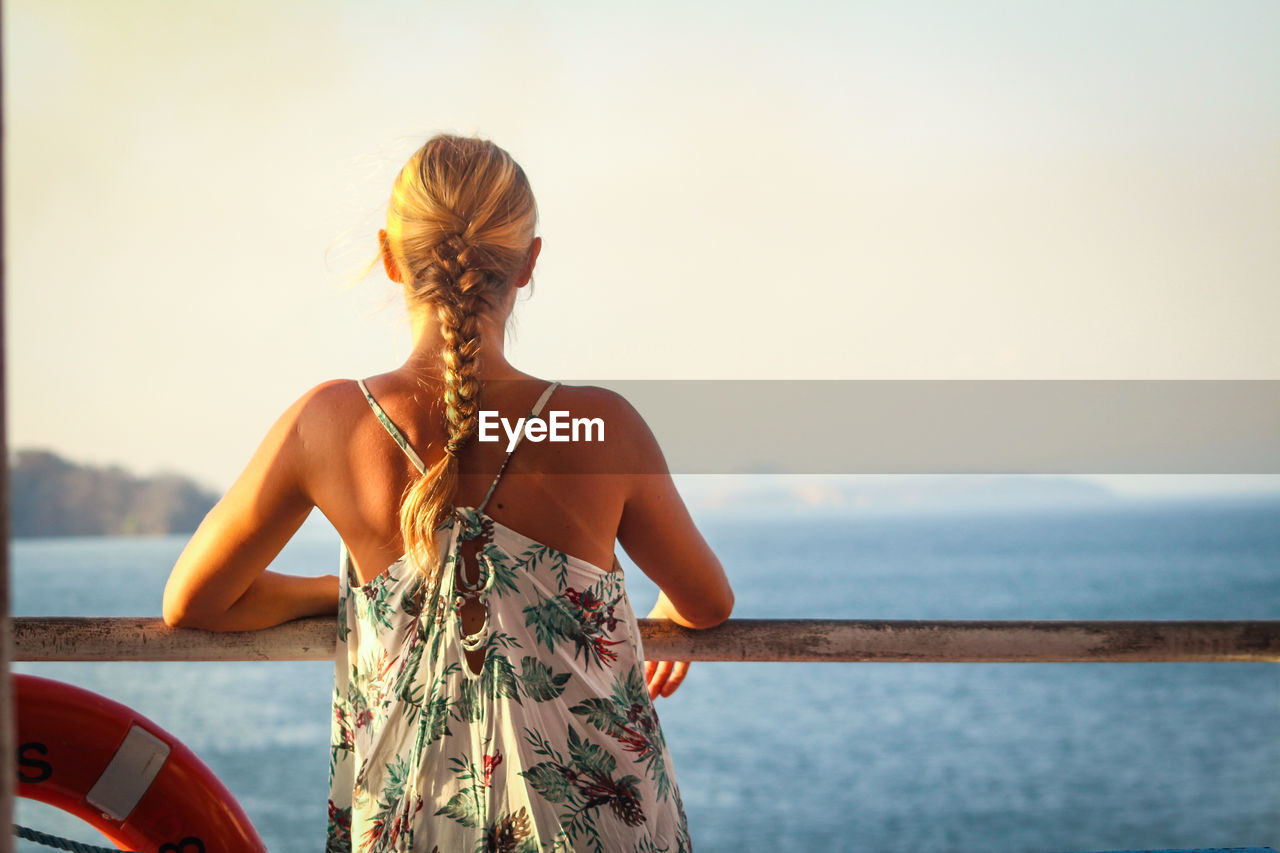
[11,617,1280,663]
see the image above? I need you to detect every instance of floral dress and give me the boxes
[326,380,692,853]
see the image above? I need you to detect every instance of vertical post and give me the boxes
[0,3,15,848]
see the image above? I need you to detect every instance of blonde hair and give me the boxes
[382,134,538,582]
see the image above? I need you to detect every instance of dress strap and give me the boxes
[356,379,427,474]
[477,381,560,512]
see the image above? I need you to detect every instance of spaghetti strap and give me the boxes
[358,378,559,510]
[477,381,560,512]
[356,379,427,474]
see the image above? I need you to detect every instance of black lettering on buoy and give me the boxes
[158,838,205,853]
[17,741,52,783]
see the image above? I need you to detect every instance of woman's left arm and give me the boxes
[163,387,340,632]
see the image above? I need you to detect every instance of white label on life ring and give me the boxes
[86,725,171,821]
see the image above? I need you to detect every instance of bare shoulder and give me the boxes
[302,377,361,404]
[547,384,664,472]
[282,379,370,447]
[549,383,635,411]
[289,378,360,422]
[549,384,650,437]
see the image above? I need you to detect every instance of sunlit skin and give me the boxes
[163,230,733,701]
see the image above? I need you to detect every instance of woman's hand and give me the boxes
[644,658,689,699]
[643,600,690,699]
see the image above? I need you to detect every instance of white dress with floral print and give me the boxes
[325,380,691,853]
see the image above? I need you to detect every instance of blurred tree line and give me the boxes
[8,449,219,537]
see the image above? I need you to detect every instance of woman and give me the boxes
[163,134,735,852]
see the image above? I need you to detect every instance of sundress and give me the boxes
[326,379,692,853]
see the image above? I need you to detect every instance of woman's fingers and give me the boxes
[647,659,673,699]
[661,661,689,697]
[644,660,690,699]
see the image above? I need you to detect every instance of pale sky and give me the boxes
[4,0,1279,493]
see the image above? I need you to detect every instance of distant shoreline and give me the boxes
[8,449,219,539]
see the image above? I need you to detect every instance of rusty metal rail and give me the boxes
[10,617,1280,663]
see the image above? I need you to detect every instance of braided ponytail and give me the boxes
[382,135,537,585]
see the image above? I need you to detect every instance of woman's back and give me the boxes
[298,371,640,592]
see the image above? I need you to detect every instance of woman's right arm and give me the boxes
[612,394,734,629]
[618,467,734,630]
[608,393,732,699]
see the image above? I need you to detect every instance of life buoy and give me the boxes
[14,673,267,852]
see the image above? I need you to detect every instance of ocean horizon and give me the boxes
[10,492,1280,852]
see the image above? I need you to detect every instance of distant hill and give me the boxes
[8,449,220,538]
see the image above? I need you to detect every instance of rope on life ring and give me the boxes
[14,673,267,853]
[15,822,140,852]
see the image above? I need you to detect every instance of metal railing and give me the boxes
[11,617,1280,663]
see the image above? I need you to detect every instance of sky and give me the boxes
[4,0,1279,496]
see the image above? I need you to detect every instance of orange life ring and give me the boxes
[14,673,267,852]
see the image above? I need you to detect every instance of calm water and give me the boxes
[11,495,1280,852]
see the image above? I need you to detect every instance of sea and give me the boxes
[10,494,1280,853]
